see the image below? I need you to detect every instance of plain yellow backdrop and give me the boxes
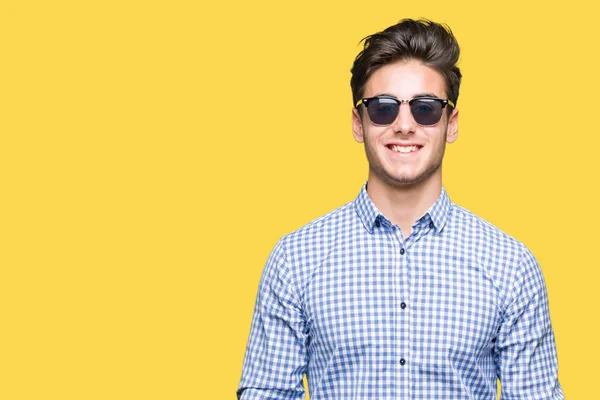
[1,0,598,398]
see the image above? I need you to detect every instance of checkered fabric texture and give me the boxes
[238,183,564,400]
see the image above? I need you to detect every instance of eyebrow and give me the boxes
[374,92,440,99]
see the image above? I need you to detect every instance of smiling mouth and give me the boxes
[387,144,422,153]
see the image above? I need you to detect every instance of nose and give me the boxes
[391,102,416,135]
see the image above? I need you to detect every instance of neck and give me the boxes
[366,172,442,234]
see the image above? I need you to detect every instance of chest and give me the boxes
[302,235,501,356]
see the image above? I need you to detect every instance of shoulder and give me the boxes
[450,203,526,254]
[278,200,356,252]
[266,200,357,292]
[449,203,545,305]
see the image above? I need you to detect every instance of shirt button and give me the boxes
[400,248,405,255]
[399,358,406,366]
[400,302,407,309]
[375,220,380,228]
[429,221,434,228]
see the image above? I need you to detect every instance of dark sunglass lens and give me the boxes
[411,99,443,126]
[368,98,399,125]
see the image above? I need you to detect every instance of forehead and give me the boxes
[364,59,446,98]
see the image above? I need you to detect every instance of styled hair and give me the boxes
[350,18,462,114]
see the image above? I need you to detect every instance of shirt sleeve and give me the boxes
[237,240,308,400]
[495,245,565,399]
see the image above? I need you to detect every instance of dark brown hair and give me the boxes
[350,18,462,114]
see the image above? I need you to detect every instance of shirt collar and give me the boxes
[353,181,452,234]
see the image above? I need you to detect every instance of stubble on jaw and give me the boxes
[361,121,449,189]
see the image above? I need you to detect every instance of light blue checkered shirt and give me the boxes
[238,184,564,399]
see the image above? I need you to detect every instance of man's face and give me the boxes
[352,59,458,189]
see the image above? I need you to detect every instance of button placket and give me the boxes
[394,225,410,391]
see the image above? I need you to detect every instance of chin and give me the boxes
[392,177,423,186]
[390,170,422,183]
[380,173,420,186]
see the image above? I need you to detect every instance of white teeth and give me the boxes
[390,145,419,153]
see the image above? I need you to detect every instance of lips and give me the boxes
[386,144,423,153]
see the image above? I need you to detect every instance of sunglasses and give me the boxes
[355,96,455,126]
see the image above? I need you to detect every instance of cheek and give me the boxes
[428,128,448,150]
[365,129,387,146]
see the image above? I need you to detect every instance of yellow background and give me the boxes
[0,0,597,398]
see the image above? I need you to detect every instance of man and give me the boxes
[237,18,564,399]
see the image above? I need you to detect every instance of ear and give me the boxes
[446,108,459,143]
[352,107,365,143]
